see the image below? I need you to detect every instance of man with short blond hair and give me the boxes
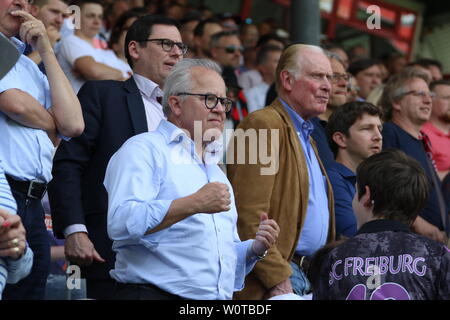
[227,44,335,299]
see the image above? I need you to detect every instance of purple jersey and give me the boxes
[314,220,450,300]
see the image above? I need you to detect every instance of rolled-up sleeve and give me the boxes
[104,137,172,241]
[6,246,33,284]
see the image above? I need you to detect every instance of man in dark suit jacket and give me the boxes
[47,15,185,299]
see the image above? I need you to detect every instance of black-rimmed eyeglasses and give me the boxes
[139,38,188,55]
[177,92,233,112]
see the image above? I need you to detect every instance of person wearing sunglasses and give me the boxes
[104,58,280,300]
[210,30,244,72]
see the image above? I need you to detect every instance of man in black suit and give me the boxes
[47,15,186,299]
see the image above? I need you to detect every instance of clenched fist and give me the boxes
[193,182,231,213]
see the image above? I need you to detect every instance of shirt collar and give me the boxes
[329,161,356,179]
[279,98,315,137]
[157,120,223,165]
[133,73,163,100]
[423,122,450,137]
[6,35,26,54]
[356,219,411,235]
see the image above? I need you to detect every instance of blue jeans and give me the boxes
[44,274,86,300]
[3,191,50,300]
[289,261,311,296]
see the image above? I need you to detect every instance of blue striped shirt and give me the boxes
[0,161,33,299]
[0,35,54,183]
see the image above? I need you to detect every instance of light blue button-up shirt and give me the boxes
[0,36,54,183]
[104,120,258,300]
[280,99,329,257]
[0,160,33,298]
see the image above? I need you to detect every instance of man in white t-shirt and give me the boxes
[56,0,129,93]
[245,45,282,113]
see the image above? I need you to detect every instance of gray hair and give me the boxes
[323,50,344,66]
[275,44,324,93]
[162,58,223,117]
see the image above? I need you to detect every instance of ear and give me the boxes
[332,131,348,149]
[361,185,373,208]
[128,41,140,62]
[210,47,219,59]
[29,5,39,17]
[279,70,293,91]
[391,99,403,112]
[168,96,182,117]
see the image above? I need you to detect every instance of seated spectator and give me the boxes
[327,101,383,238]
[348,58,382,101]
[57,0,129,93]
[421,80,450,180]
[314,149,450,300]
[245,45,282,113]
[0,161,33,299]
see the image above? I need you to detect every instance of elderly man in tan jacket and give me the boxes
[227,44,336,300]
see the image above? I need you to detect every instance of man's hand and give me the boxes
[412,216,447,244]
[64,232,105,266]
[193,182,231,213]
[12,10,53,54]
[252,213,279,256]
[46,25,61,47]
[0,209,27,260]
[266,278,293,299]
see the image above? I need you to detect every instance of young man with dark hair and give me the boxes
[327,101,383,238]
[314,149,450,300]
[348,58,382,101]
[192,17,222,58]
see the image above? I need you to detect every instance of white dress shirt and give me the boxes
[104,120,259,299]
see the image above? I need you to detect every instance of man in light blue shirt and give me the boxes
[0,159,33,299]
[0,1,83,300]
[104,58,280,300]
